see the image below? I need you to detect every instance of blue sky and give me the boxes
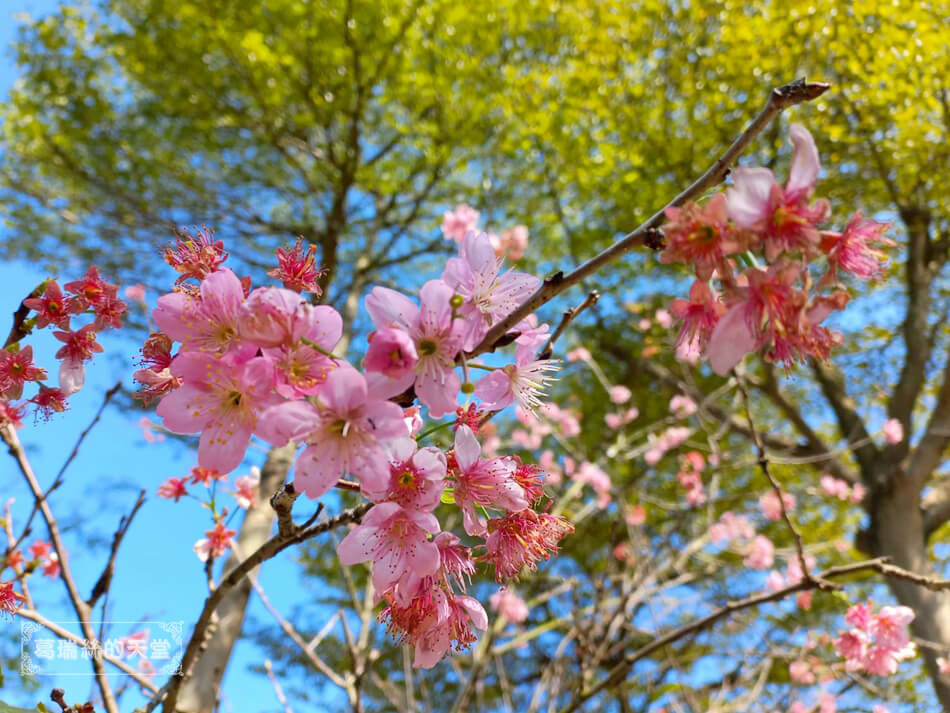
[0,4,313,710]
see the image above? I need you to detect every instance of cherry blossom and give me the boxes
[257,367,408,498]
[490,587,529,623]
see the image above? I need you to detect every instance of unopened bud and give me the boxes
[461,382,475,394]
[449,294,465,309]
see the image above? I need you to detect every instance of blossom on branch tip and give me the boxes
[153,268,251,357]
[361,438,446,511]
[193,522,236,562]
[485,508,573,581]
[157,477,189,502]
[0,581,25,615]
[365,280,465,417]
[24,281,72,330]
[451,425,527,536]
[490,588,528,623]
[0,345,47,399]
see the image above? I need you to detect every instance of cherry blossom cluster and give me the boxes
[0,535,65,615]
[0,267,127,425]
[662,124,893,374]
[139,227,573,667]
[833,600,916,676]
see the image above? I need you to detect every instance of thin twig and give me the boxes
[264,660,295,713]
[13,382,122,552]
[88,489,147,608]
[471,78,830,356]
[735,375,825,587]
[538,291,600,360]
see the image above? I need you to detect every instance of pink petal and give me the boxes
[294,443,344,498]
[707,303,758,375]
[336,524,380,565]
[786,123,820,197]
[365,287,419,329]
[302,305,343,350]
[727,167,776,227]
[415,367,460,418]
[412,447,447,481]
[156,384,211,434]
[321,366,367,414]
[474,370,513,409]
[453,425,481,472]
[198,421,252,474]
[256,401,320,445]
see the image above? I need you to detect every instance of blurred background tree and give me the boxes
[2,0,950,711]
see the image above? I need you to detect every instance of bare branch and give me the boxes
[538,291,600,361]
[87,489,146,608]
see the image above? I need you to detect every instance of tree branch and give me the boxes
[470,78,830,355]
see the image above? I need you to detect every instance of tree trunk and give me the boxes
[871,471,950,710]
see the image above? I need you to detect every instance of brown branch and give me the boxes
[13,382,122,554]
[470,78,830,355]
[4,282,46,348]
[811,360,878,476]
[160,501,372,713]
[559,557,950,713]
[908,349,950,489]
[87,489,146,608]
[538,291,600,361]
[1,423,119,713]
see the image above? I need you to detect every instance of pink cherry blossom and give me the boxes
[660,193,736,280]
[669,395,697,419]
[441,204,480,242]
[193,522,236,562]
[263,304,342,399]
[157,477,189,502]
[24,280,72,330]
[153,268,252,357]
[412,592,487,669]
[163,227,228,283]
[609,385,632,404]
[625,504,646,526]
[337,502,441,593]
[474,355,559,413]
[258,367,408,498]
[452,425,527,535]
[365,326,419,379]
[743,535,775,570]
[234,466,261,509]
[789,660,815,684]
[759,490,796,521]
[882,418,903,445]
[485,508,573,581]
[124,284,147,303]
[818,692,837,713]
[361,438,446,511]
[726,124,829,260]
[365,280,465,417]
[820,211,893,283]
[268,238,324,294]
[566,347,591,362]
[490,588,528,623]
[442,231,541,351]
[156,351,280,474]
[709,511,754,545]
